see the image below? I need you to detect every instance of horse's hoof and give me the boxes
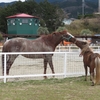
[91,82,95,86]
[84,79,87,81]
[44,76,47,79]
[52,75,55,78]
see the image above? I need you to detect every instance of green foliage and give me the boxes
[0,32,3,41]
[0,0,65,33]
[78,14,94,19]
[39,19,46,27]
[82,19,89,26]
[80,29,92,36]
[65,18,100,35]
[56,26,67,32]
[38,0,65,32]
[37,26,49,35]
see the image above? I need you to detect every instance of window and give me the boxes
[10,19,15,23]
[35,19,38,23]
[22,19,28,23]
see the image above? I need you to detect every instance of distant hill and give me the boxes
[26,0,99,18]
[86,0,98,3]
[0,0,98,18]
[0,2,15,7]
[34,0,98,3]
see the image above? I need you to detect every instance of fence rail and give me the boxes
[0,45,100,83]
[56,45,100,52]
[1,45,100,52]
[0,52,86,83]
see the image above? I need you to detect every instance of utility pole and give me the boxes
[98,0,100,12]
[82,0,85,17]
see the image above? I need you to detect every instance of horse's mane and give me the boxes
[41,31,62,42]
[79,41,93,56]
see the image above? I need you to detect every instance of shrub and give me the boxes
[0,32,3,41]
[56,26,67,32]
[37,27,49,35]
[80,29,92,36]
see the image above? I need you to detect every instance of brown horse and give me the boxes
[79,41,100,86]
[64,37,100,85]
[2,31,75,78]
[72,38,100,86]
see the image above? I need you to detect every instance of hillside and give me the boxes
[52,0,98,18]
[34,0,98,18]
[0,0,98,18]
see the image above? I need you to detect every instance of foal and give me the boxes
[79,41,100,86]
[64,36,100,85]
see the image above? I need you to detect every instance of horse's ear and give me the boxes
[52,32,57,36]
[82,40,89,45]
[62,30,67,34]
[83,42,87,45]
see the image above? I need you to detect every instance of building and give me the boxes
[6,13,39,36]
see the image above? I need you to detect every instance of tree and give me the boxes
[0,32,3,41]
[0,0,67,33]
[38,0,67,32]
[56,26,67,32]
[37,26,49,35]
[80,29,92,36]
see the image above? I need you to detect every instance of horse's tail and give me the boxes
[95,57,100,84]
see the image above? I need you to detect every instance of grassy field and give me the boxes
[0,76,100,100]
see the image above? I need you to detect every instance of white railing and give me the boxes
[56,45,100,52]
[0,52,85,83]
[1,45,100,52]
[0,49,100,83]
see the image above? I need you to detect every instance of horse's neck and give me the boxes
[51,35,62,47]
[71,38,77,44]
[43,35,61,48]
[81,47,93,56]
[75,40,82,49]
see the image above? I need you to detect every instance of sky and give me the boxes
[0,0,25,3]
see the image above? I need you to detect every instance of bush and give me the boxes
[0,32,3,41]
[80,29,92,36]
[56,26,67,32]
[37,27,49,35]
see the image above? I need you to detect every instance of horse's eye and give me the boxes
[83,42,87,45]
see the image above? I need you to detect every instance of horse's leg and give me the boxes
[43,54,55,79]
[90,72,95,86]
[84,64,88,81]
[43,58,48,79]
[90,67,95,86]
[47,55,55,77]
[6,55,18,75]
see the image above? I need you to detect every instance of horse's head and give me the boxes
[61,31,76,43]
[78,40,92,57]
[75,40,90,49]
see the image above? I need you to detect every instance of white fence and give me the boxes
[0,52,85,83]
[56,45,100,52]
[0,45,100,83]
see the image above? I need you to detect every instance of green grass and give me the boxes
[0,76,100,100]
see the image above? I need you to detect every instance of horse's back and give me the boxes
[2,38,30,52]
[2,37,54,52]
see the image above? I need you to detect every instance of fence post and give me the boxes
[4,53,7,83]
[64,52,67,78]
